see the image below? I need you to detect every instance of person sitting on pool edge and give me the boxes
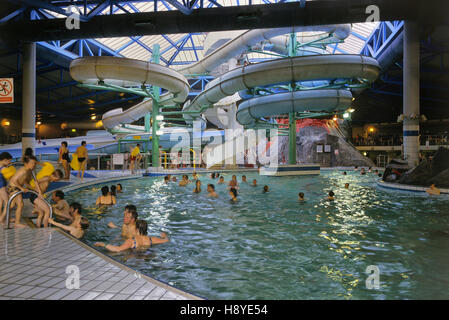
[96,186,116,206]
[108,204,138,239]
[95,219,169,252]
[179,175,190,186]
[263,185,269,193]
[207,184,218,198]
[327,191,335,201]
[49,215,89,239]
[229,187,238,202]
[193,180,201,193]
[298,192,305,201]
[426,184,441,196]
[51,190,72,222]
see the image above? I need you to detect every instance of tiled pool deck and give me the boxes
[0,227,200,300]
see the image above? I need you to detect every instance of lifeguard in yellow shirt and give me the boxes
[130,144,142,174]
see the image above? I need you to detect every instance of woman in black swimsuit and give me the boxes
[58,141,70,180]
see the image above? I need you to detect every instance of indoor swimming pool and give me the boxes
[66,171,449,299]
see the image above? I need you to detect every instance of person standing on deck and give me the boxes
[74,141,88,181]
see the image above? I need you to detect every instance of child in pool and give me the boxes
[298,192,305,201]
[49,216,89,239]
[229,188,238,202]
[193,180,201,193]
[207,184,218,198]
[95,219,169,252]
[327,191,335,201]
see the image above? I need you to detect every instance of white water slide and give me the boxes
[69,24,357,134]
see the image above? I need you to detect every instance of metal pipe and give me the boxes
[5,190,53,229]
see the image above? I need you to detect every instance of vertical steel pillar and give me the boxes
[22,42,36,155]
[403,21,420,167]
[151,44,161,168]
[288,33,297,165]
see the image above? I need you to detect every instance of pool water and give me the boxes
[67,171,449,299]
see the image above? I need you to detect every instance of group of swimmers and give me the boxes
[162,172,274,203]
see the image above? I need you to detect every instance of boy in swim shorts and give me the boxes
[75,141,88,181]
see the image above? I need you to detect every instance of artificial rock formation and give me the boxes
[278,125,374,167]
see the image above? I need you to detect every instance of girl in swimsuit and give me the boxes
[58,141,70,180]
[95,219,169,252]
[96,186,116,206]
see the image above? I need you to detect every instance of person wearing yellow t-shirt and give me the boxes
[130,144,142,174]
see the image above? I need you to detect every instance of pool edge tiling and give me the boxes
[0,227,201,300]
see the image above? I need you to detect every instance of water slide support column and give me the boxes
[403,21,420,168]
[22,42,36,154]
[288,33,297,165]
[151,44,161,168]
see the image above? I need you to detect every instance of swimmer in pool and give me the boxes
[229,188,238,202]
[360,168,366,175]
[96,186,116,206]
[49,216,89,239]
[110,185,117,196]
[193,180,201,193]
[210,173,215,179]
[343,171,347,176]
[164,175,170,184]
[344,183,349,189]
[192,172,199,180]
[252,179,257,187]
[95,219,169,252]
[241,175,247,183]
[179,175,190,186]
[229,175,238,188]
[327,191,335,201]
[298,192,305,201]
[263,185,269,193]
[117,183,123,193]
[426,184,441,196]
[107,205,138,239]
[51,190,72,222]
[218,176,225,185]
[172,176,177,182]
[207,184,218,198]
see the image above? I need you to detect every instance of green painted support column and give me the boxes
[288,33,297,165]
[151,44,161,168]
[144,97,151,132]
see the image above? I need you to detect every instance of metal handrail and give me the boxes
[4,190,53,230]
